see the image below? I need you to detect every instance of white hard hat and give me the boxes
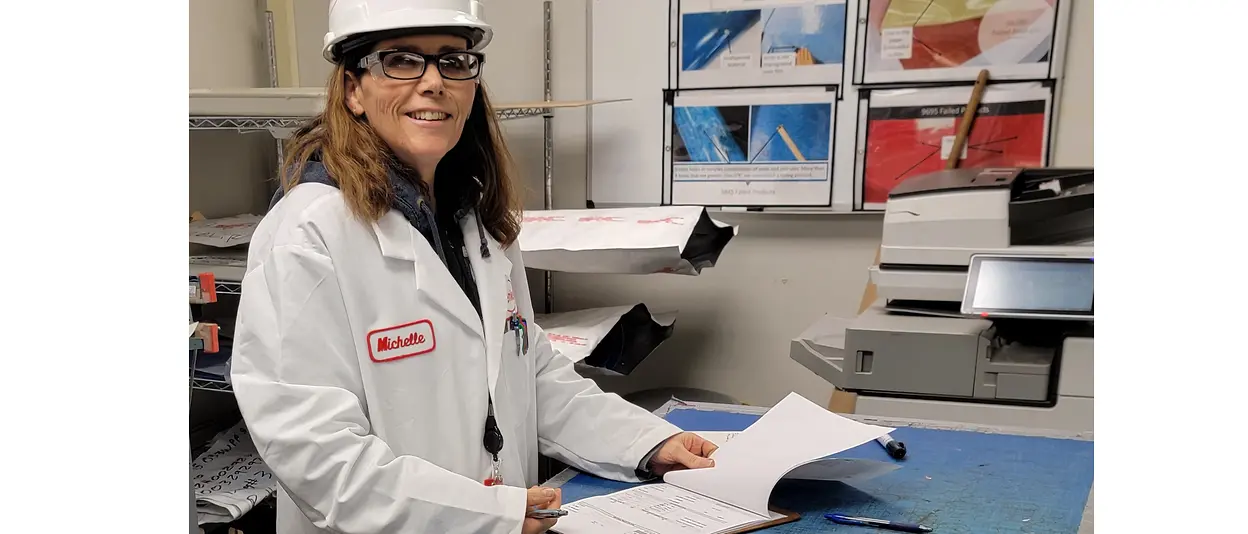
[323,0,493,63]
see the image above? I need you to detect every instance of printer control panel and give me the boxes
[961,254,1093,321]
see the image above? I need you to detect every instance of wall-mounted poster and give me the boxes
[860,0,1059,84]
[665,89,837,207]
[678,0,847,89]
[856,83,1051,209]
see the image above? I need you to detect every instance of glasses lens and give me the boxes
[381,52,426,79]
[437,52,481,80]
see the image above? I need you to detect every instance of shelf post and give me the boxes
[542,0,555,315]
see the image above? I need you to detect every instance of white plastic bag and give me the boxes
[190,214,263,248]
[518,207,737,275]
[535,304,676,375]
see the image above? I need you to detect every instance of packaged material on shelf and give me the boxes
[536,304,676,376]
[192,341,232,384]
[191,422,276,525]
[190,214,263,248]
[518,207,737,274]
[190,87,327,117]
[190,253,248,282]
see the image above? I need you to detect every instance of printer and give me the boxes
[791,167,1093,432]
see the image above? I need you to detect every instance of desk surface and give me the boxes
[548,400,1094,534]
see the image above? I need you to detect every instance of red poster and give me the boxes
[862,0,1058,83]
[863,99,1047,205]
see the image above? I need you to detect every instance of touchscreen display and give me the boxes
[971,258,1093,313]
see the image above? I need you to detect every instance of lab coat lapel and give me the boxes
[372,214,485,339]
[463,212,512,396]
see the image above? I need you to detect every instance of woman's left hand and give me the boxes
[648,432,719,476]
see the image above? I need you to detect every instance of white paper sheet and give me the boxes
[554,484,770,534]
[783,457,900,483]
[662,392,894,516]
[701,430,897,481]
[699,431,741,448]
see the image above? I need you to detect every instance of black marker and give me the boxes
[876,434,906,459]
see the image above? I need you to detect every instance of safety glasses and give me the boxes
[357,49,485,81]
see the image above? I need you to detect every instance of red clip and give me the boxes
[483,476,502,486]
[197,273,218,303]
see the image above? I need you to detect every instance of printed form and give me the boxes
[557,484,771,534]
[552,393,899,534]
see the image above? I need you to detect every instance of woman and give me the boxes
[229,1,718,534]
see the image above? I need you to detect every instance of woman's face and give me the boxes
[346,33,478,176]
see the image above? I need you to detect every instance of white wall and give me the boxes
[540,0,1094,407]
[189,0,1094,408]
[189,0,276,220]
[1053,0,1094,167]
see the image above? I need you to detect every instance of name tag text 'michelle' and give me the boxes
[367,320,437,362]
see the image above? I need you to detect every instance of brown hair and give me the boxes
[280,63,523,246]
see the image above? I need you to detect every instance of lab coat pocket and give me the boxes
[498,329,535,416]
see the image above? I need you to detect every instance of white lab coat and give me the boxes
[230,183,682,534]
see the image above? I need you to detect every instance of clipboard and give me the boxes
[724,508,801,533]
[550,507,798,534]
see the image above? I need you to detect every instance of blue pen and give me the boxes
[825,514,932,533]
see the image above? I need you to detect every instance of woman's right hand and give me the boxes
[522,486,562,534]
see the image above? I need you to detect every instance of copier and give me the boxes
[791,167,1093,432]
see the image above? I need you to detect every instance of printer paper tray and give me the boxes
[869,266,965,302]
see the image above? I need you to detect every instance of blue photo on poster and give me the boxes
[748,103,832,163]
[759,4,846,66]
[681,10,762,71]
[681,3,847,71]
[671,106,750,163]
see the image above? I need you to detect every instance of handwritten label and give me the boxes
[523,215,565,223]
[761,52,796,74]
[941,135,969,160]
[720,53,755,69]
[880,27,913,59]
[548,333,589,347]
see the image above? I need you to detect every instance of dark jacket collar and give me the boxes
[268,157,491,261]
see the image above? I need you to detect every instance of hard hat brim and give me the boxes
[323,9,493,63]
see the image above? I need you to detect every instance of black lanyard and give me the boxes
[483,394,503,460]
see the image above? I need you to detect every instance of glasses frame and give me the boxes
[357,49,486,81]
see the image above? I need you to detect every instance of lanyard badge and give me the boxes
[483,397,504,486]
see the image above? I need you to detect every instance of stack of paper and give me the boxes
[553,393,898,534]
[192,423,277,525]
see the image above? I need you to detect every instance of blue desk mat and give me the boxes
[557,407,1094,533]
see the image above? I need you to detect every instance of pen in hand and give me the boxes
[526,508,568,519]
[825,513,932,533]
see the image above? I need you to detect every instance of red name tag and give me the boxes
[366,320,437,362]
